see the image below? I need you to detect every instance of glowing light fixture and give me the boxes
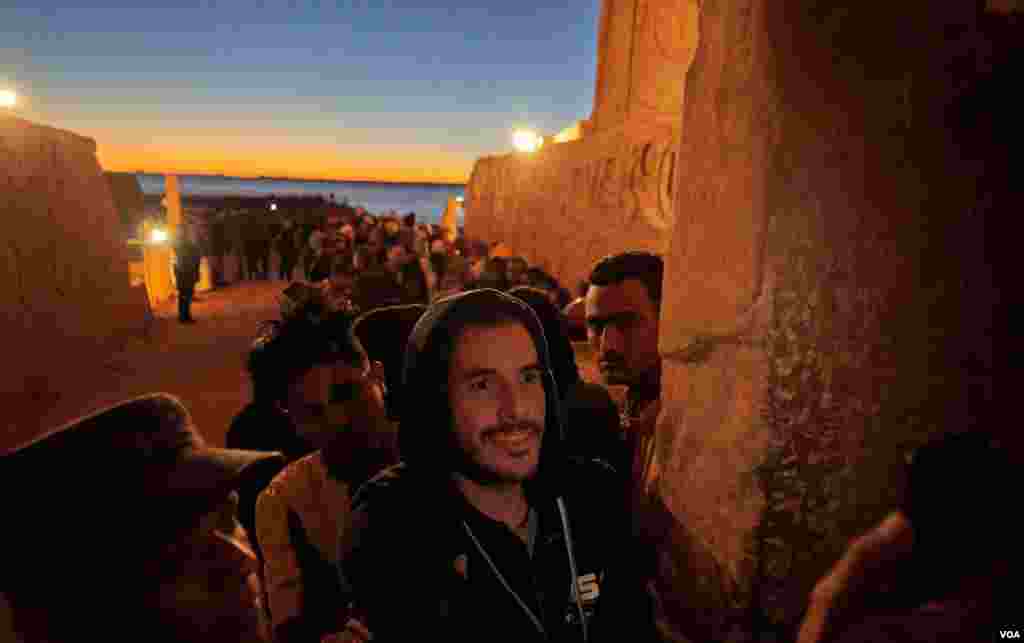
[513,129,542,153]
[270,202,278,211]
[455,196,465,203]
[0,90,17,108]
[149,227,169,244]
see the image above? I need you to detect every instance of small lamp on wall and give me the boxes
[149,227,169,244]
[513,129,543,154]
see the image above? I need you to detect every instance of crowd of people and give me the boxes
[3,213,1015,641]
[173,202,576,326]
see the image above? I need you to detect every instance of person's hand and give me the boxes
[320,618,373,642]
[797,511,915,643]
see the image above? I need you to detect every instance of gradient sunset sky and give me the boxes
[1,1,601,183]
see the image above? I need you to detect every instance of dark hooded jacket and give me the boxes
[338,289,657,642]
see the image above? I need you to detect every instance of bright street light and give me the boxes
[513,129,542,153]
[0,90,17,108]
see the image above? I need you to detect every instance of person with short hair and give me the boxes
[505,256,529,287]
[585,251,665,632]
[339,289,658,642]
[255,311,398,643]
[174,222,202,323]
[276,219,299,281]
[476,256,510,291]
[585,251,664,438]
[436,254,468,300]
[382,238,407,274]
[398,256,430,305]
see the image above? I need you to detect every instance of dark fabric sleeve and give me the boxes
[901,432,1011,592]
[339,491,438,642]
[282,510,346,640]
[583,460,662,643]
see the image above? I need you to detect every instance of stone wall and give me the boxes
[466,0,1005,640]
[105,171,145,226]
[464,0,700,289]
[1,116,149,440]
[649,1,999,640]
[590,0,700,131]
[465,118,678,288]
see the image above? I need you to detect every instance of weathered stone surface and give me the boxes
[1,116,148,434]
[465,118,679,289]
[104,171,145,227]
[648,1,998,640]
[591,0,700,132]
[464,0,699,289]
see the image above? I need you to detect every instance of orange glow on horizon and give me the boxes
[96,141,472,185]
[15,109,474,184]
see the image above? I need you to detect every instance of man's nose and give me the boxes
[599,324,625,356]
[498,381,530,422]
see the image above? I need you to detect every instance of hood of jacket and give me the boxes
[395,288,567,494]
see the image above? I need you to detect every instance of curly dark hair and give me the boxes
[246,288,364,404]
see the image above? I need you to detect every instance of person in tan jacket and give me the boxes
[256,305,424,643]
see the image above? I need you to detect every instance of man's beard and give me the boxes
[454,420,545,485]
[598,353,633,385]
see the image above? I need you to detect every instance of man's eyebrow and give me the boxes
[586,311,638,325]
[460,363,542,379]
[460,367,498,380]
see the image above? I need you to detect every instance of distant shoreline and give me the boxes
[132,171,466,188]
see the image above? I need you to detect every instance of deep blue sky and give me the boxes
[1,1,601,182]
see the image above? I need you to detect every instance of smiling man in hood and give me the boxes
[337,288,658,642]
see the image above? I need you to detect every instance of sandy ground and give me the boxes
[11,280,289,450]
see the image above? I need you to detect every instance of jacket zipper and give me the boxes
[461,520,547,637]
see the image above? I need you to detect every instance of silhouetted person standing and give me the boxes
[244,219,263,281]
[209,213,229,287]
[175,222,202,324]
[276,220,299,281]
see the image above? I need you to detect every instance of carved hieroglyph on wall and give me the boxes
[465,122,679,286]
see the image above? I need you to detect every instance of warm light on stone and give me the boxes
[512,129,542,153]
[0,90,17,108]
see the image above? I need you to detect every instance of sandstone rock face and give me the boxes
[591,0,700,131]
[105,171,145,227]
[464,0,699,289]
[467,0,1002,639]
[651,1,996,639]
[465,119,679,288]
[0,117,148,438]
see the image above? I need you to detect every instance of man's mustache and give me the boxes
[482,421,545,438]
[599,351,628,368]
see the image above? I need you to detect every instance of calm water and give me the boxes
[136,173,465,223]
